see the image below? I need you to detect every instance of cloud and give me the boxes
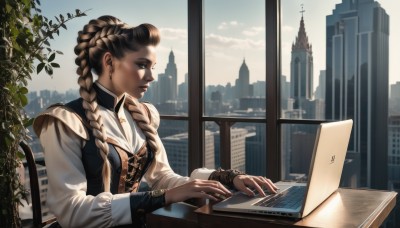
[205,49,235,60]
[159,27,187,40]
[218,21,241,30]
[206,33,264,50]
[282,25,294,33]
[282,41,292,55]
[242,26,264,36]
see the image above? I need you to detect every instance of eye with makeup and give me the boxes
[135,62,156,70]
[136,62,147,69]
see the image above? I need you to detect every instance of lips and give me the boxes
[139,85,149,91]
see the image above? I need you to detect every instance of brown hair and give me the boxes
[74,15,160,192]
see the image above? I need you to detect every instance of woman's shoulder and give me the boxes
[33,98,89,140]
[141,102,160,129]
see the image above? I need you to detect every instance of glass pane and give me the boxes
[281,124,319,182]
[204,122,219,169]
[160,120,189,176]
[204,0,266,117]
[281,123,361,188]
[28,0,188,116]
[280,2,327,121]
[281,1,398,213]
[205,121,266,176]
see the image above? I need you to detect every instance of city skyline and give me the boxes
[27,0,400,93]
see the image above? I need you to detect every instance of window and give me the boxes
[27,0,190,174]
[203,0,267,175]
[280,0,397,191]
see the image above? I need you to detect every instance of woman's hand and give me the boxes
[164,179,232,205]
[233,175,278,197]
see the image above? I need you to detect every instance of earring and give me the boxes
[109,71,112,81]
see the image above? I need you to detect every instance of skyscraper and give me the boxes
[214,128,247,171]
[314,70,326,101]
[163,131,214,176]
[290,14,313,109]
[390,81,400,114]
[235,59,252,99]
[158,73,173,103]
[388,115,400,182]
[326,0,389,189]
[165,50,178,100]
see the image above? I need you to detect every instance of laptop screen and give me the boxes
[301,119,353,217]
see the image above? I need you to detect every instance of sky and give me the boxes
[28,0,400,93]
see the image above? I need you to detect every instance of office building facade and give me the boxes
[326,0,389,188]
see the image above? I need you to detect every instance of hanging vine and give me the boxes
[0,1,86,226]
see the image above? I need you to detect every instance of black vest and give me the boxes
[65,84,154,196]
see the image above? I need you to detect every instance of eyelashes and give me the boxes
[136,63,156,70]
[136,63,146,69]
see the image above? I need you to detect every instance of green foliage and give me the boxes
[0,1,86,227]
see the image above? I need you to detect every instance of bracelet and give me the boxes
[209,168,246,189]
[129,189,167,225]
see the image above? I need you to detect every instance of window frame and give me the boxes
[160,0,326,181]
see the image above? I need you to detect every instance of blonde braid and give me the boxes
[74,18,125,192]
[124,95,159,153]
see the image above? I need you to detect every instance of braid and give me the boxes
[124,95,159,153]
[74,18,124,192]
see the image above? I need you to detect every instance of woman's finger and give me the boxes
[191,180,232,197]
[245,177,266,197]
[261,177,278,193]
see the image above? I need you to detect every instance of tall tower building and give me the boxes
[214,128,247,171]
[390,81,400,114]
[163,131,214,176]
[388,115,400,182]
[290,13,313,109]
[325,0,389,189]
[315,70,326,101]
[235,59,251,99]
[158,73,173,103]
[165,50,178,100]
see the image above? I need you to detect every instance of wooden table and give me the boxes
[147,188,397,228]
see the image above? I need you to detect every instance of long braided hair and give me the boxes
[74,15,160,192]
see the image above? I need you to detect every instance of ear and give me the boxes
[102,52,113,72]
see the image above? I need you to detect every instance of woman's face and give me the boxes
[111,45,157,99]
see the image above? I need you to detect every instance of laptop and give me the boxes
[213,119,353,219]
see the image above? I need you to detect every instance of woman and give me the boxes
[33,15,277,227]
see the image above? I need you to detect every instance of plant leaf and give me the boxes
[19,94,28,106]
[50,62,60,68]
[37,62,45,74]
[23,118,34,127]
[48,53,55,62]
[19,87,28,94]
[17,151,25,159]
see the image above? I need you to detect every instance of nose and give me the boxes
[145,69,155,82]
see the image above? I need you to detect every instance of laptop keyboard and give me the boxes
[254,186,306,209]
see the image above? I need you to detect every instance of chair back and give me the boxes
[20,141,56,227]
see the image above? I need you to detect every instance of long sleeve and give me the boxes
[39,117,132,227]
